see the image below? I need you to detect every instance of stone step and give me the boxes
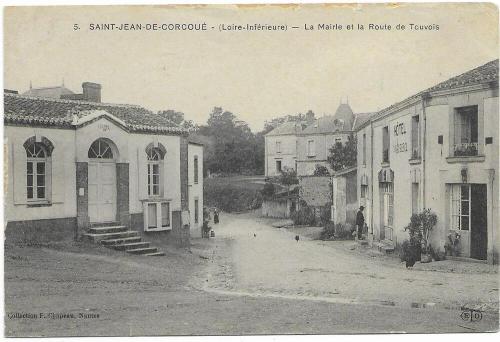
[113,242,150,251]
[126,247,159,255]
[376,241,395,254]
[101,236,142,246]
[144,251,166,257]
[84,230,139,243]
[89,225,128,234]
[90,222,121,228]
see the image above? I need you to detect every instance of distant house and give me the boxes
[264,121,306,177]
[296,103,374,176]
[4,82,203,247]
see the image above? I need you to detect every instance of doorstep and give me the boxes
[446,256,488,264]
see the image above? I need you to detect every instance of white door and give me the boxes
[88,161,116,223]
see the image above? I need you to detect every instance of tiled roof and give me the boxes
[266,121,305,136]
[375,59,499,120]
[301,115,347,134]
[22,86,75,99]
[352,112,376,130]
[426,59,498,92]
[3,93,186,135]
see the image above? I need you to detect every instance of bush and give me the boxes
[404,208,438,255]
[204,181,263,212]
[291,202,316,226]
[319,203,332,225]
[320,222,354,241]
[261,182,276,200]
[399,239,421,262]
[313,165,330,176]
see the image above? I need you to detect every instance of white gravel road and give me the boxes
[204,212,499,312]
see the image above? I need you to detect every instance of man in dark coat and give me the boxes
[356,206,365,240]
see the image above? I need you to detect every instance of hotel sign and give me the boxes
[392,121,408,153]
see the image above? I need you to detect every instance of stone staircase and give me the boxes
[375,240,395,254]
[84,223,165,256]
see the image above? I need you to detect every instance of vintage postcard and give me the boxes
[2,2,499,337]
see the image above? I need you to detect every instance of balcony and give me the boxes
[454,142,478,157]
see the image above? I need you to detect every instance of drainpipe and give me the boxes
[421,93,429,211]
[370,121,374,236]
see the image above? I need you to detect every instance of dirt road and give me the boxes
[4,213,499,336]
[200,212,499,313]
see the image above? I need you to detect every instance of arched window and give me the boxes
[88,139,114,159]
[146,144,166,197]
[25,141,48,200]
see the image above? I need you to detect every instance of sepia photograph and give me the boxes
[1,1,499,337]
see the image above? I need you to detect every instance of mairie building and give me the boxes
[4,82,204,246]
[356,59,499,264]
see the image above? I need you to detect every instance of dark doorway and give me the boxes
[470,184,487,260]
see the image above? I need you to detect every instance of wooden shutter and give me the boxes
[51,147,65,203]
[12,142,27,204]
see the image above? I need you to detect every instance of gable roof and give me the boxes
[3,92,186,135]
[301,115,345,134]
[266,121,305,136]
[426,59,498,93]
[352,112,376,130]
[22,86,75,99]
[374,59,499,121]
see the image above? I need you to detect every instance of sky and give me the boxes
[4,3,499,131]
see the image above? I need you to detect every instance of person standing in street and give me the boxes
[213,209,219,224]
[356,206,365,240]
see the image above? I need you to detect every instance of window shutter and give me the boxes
[138,147,148,200]
[12,142,27,204]
[51,147,65,203]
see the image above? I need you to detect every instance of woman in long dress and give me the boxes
[213,209,219,224]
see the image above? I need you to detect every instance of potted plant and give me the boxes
[404,209,438,263]
[444,232,461,256]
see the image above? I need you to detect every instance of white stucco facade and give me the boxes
[357,64,499,264]
[265,134,298,176]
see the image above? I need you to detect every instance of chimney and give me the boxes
[82,82,101,102]
[305,110,315,124]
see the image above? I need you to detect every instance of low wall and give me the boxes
[262,199,291,218]
[130,211,190,247]
[5,217,77,244]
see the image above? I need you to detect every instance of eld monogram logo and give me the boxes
[460,309,483,322]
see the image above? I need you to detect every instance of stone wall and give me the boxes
[76,162,89,238]
[116,163,130,227]
[299,176,332,207]
[5,217,77,244]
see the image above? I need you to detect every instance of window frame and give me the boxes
[146,145,165,198]
[194,199,199,224]
[194,155,199,184]
[307,140,315,157]
[453,106,479,157]
[382,126,390,163]
[450,184,471,231]
[276,141,281,154]
[25,142,49,202]
[362,133,367,166]
[411,115,421,159]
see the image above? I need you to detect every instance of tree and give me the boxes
[196,107,264,175]
[158,110,185,125]
[313,165,330,176]
[327,133,357,172]
[279,168,299,186]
